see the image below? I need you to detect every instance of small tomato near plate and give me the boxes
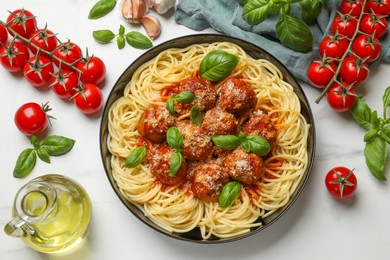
[325,166,357,199]
[14,102,52,136]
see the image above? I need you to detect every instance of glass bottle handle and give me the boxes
[4,216,35,238]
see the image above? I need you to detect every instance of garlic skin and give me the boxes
[146,0,176,14]
[121,0,149,24]
[141,15,161,40]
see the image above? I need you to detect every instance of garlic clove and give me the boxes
[146,0,176,14]
[141,15,161,40]
[122,0,149,24]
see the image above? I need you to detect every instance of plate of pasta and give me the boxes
[100,34,315,243]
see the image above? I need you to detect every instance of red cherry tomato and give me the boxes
[6,9,37,39]
[0,41,30,72]
[53,41,83,70]
[24,55,54,88]
[368,0,390,15]
[325,166,357,199]
[359,13,388,38]
[331,14,358,39]
[0,24,8,44]
[29,28,58,57]
[352,34,382,62]
[340,0,368,17]
[326,82,357,112]
[76,56,106,85]
[73,83,103,114]
[319,34,349,59]
[50,69,78,99]
[339,56,369,84]
[307,59,337,89]
[14,102,50,136]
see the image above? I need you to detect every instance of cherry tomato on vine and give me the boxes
[331,14,358,39]
[6,9,37,39]
[29,28,58,57]
[24,55,54,88]
[307,59,337,89]
[319,34,349,59]
[368,0,390,15]
[0,41,30,72]
[352,34,382,62]
[326,82,357,112]
[73,83,103,114]
[359,13,388,38]
[76,55,106,85]
[53,41,82,70]
[50,69,78,99]
[339,56,369,84]
[0,24,8,44]
[14,102,52,136]
[340,0,368,17]
[325,166,357,199]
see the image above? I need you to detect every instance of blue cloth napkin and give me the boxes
[174,0,390,83]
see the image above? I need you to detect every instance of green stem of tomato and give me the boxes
[315,0,368,104]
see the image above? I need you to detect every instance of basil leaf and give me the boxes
[166,97,175,115]
[365,136,387,181]
[190,104,202,126]
[175,92,195,103]
[169,152,183,176]
[300,0,324,23]
[238,131,247,141]
[242,0,270,25]
[380,125,390,144]
[247,135,271,156]
[269,0,287,13]
[88,0,117,19]
[350,97,374,129]
[125,146,146,168]
[199,50,240,82]
[364,128,379,142]
[212,135,241,150]
[167,127,184,149]
[275,14,313,52]
[119,25,125,36]
[382,86,390,110]
[117,35,125,49]
[241,140,252,153]
[36,147,51,163]
[31,135,40,148]
[93,30,116,43]
[219,181,241,208]
[39,135,75,156]
[13,148,37,178]
[125,32,153,49]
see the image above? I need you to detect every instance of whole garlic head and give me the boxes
[121,0,149,24]
[146,0,176,14]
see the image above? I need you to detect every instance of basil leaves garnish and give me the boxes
[88,0,117,19]
[219,181,241,208]
[169,152,183,176]
[125,31,153,49]
[125,146,147,168]
[190,104,202,126]
[199,50,240,82]
[166,127,184,176]
[92,30,116,43]
[166,91,195,115]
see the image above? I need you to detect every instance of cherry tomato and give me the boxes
[76,55,106,85]
[307,59,337,89]
[73,83,103,114]
[6,9,37,39]
[319,34,349,59]
[368,0,390,15]
[326,82,357,112]
[50,69,78,99]
[14,102,50,136]
[53,41,82,70]
[340,0,368,17]
[339,56,369,84]
[24,55,54,88]
[0,41,30,72]
[331,14,358,38]
[29,28,58,57]
[0,24,8,44]
[352,34,382,62]
[359,13,388,38]
[325,166,357,199]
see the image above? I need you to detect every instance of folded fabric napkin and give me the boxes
[175,0,390,84]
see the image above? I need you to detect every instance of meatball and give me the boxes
[177,120,212,160]
[191,161,229,202]
[223,148,264,185]
[242,110,278,149]
[218,77,257,115]
[175,76,217,115]
[202,108,238,136]
[137,104,175,143]
[149,145,187,186]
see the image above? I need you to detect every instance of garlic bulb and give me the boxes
[121,0,149,24]
[146,0,175,14]
[141,15,161,40]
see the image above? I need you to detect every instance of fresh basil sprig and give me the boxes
[199,50,240,82]
[166,127,185,175]
[166,91,195,115]
[212,131,270,156]
[13,135,75,178]
[219,181,241,208]
[125,146,147,168]
[169,152,183,176]
[350,86,390,181]
[190,104,202,126]
[88,0,117,19]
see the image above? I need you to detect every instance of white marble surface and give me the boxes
[1,0,390,259]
